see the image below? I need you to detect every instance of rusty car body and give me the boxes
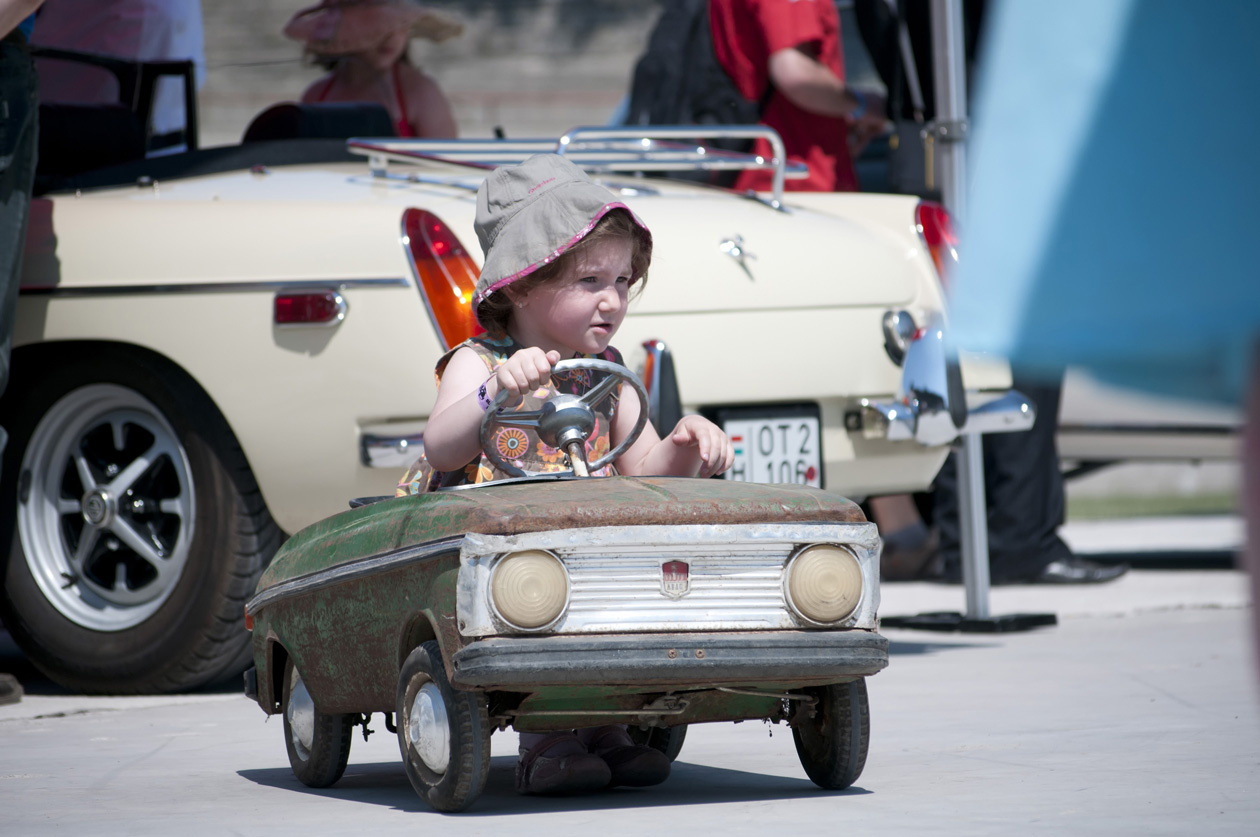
[244,363,891,812]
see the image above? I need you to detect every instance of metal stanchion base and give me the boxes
[881,611,1058,633]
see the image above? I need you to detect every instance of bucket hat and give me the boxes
[284,0,463,56]
[473,154,652,318]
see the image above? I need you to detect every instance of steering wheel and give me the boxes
[479,358,649,478]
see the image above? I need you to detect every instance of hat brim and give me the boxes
[474,186,649,317]
[284,1,463,55]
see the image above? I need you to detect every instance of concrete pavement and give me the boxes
[1,515,1256,834]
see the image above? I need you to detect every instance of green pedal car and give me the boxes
[244,359,888,812]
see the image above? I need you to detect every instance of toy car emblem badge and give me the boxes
[661,560,691,599]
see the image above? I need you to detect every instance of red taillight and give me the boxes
[402,208,481,350]
[915,201,959,287]
[274,290,345,325]
[244,607,253,632]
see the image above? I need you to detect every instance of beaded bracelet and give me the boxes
[476,373,495,412]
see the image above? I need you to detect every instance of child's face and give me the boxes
[511,236,633,357]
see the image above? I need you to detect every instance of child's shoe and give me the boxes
[515,731,612,795]
[585,725,671,788]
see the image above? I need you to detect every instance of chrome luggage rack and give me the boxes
[347,125,809,208]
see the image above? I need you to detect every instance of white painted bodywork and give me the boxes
[17,155,1000,535]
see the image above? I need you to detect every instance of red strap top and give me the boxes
[311,63,415,138]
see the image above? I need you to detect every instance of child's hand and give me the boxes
[494,347,561,406]
[669,415,734,478]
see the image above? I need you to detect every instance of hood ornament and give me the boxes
[720,235,756,280]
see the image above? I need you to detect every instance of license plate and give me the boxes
[720,414,822,487]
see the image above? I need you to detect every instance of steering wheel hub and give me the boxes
[479,358,650,478]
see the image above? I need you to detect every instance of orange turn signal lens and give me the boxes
[402,208,481,350]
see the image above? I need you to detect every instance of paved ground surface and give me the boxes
[2,518,1256,835]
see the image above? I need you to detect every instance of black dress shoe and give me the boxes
[1032,557,1129,584]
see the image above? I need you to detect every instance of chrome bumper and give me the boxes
[361,431,425,468]
[860,318,1036,446]
[449,630,889,689]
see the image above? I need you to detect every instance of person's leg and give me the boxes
[935,376,1124,583]
[577,724,670,788]
[868,494,938,580]
[0,36,38,414]
[1244,341,1260,679]
[515,730,610,795]
[0,33,40,709]
[979,379,1075,582]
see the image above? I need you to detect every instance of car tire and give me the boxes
[627,723,687,762]
[792,679,870,790]
[396,641,491,813]
[0,349,283,693]
[282,658,354,788]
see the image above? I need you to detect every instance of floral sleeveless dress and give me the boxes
[396,335,625,495]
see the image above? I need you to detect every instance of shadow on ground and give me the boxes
[0,628,249,698]
[1087,549,1238,570]
[238,754,869,815]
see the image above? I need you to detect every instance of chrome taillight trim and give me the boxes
[399,208,450,351]
[882,309,918,367]
[361,431,425,468]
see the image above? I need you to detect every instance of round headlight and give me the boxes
[786,544,863,625]
[490,550,569,630]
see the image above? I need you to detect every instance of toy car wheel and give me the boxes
[282,658,353,788]
[792,679,870,790]
[396,641,492,812]
[0,350,282,693]
[627,724,688,762]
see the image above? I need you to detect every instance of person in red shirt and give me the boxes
[710,0,886,192]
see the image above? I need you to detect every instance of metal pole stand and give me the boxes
[881,0,1054,634]
[881,434,1057,632]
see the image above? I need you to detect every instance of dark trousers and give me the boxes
[0,33,39,433]
[933,377,1072,583]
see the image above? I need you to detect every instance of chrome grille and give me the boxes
[556,544,795,632]
[456,522,881,636]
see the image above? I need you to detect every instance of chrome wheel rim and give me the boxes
[287,667,316,760]
[17,384,195,631]
[408,681,450,773]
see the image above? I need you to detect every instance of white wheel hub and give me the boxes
[408,681,450,773]
[287,668,316,760]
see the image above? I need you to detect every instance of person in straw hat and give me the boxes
[285,0,461,138]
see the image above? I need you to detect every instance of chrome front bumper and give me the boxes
[449,630,889,689]
[860,318,1036,445]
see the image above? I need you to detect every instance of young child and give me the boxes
[398,154,734,794]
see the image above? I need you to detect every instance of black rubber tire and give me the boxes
[282,658,353,788]
[396,641,492,813]
[0,347,283,693]
[627,724,688,762]
[792,679,870,790]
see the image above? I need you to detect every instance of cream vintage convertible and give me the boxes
[3,126,1027,692]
